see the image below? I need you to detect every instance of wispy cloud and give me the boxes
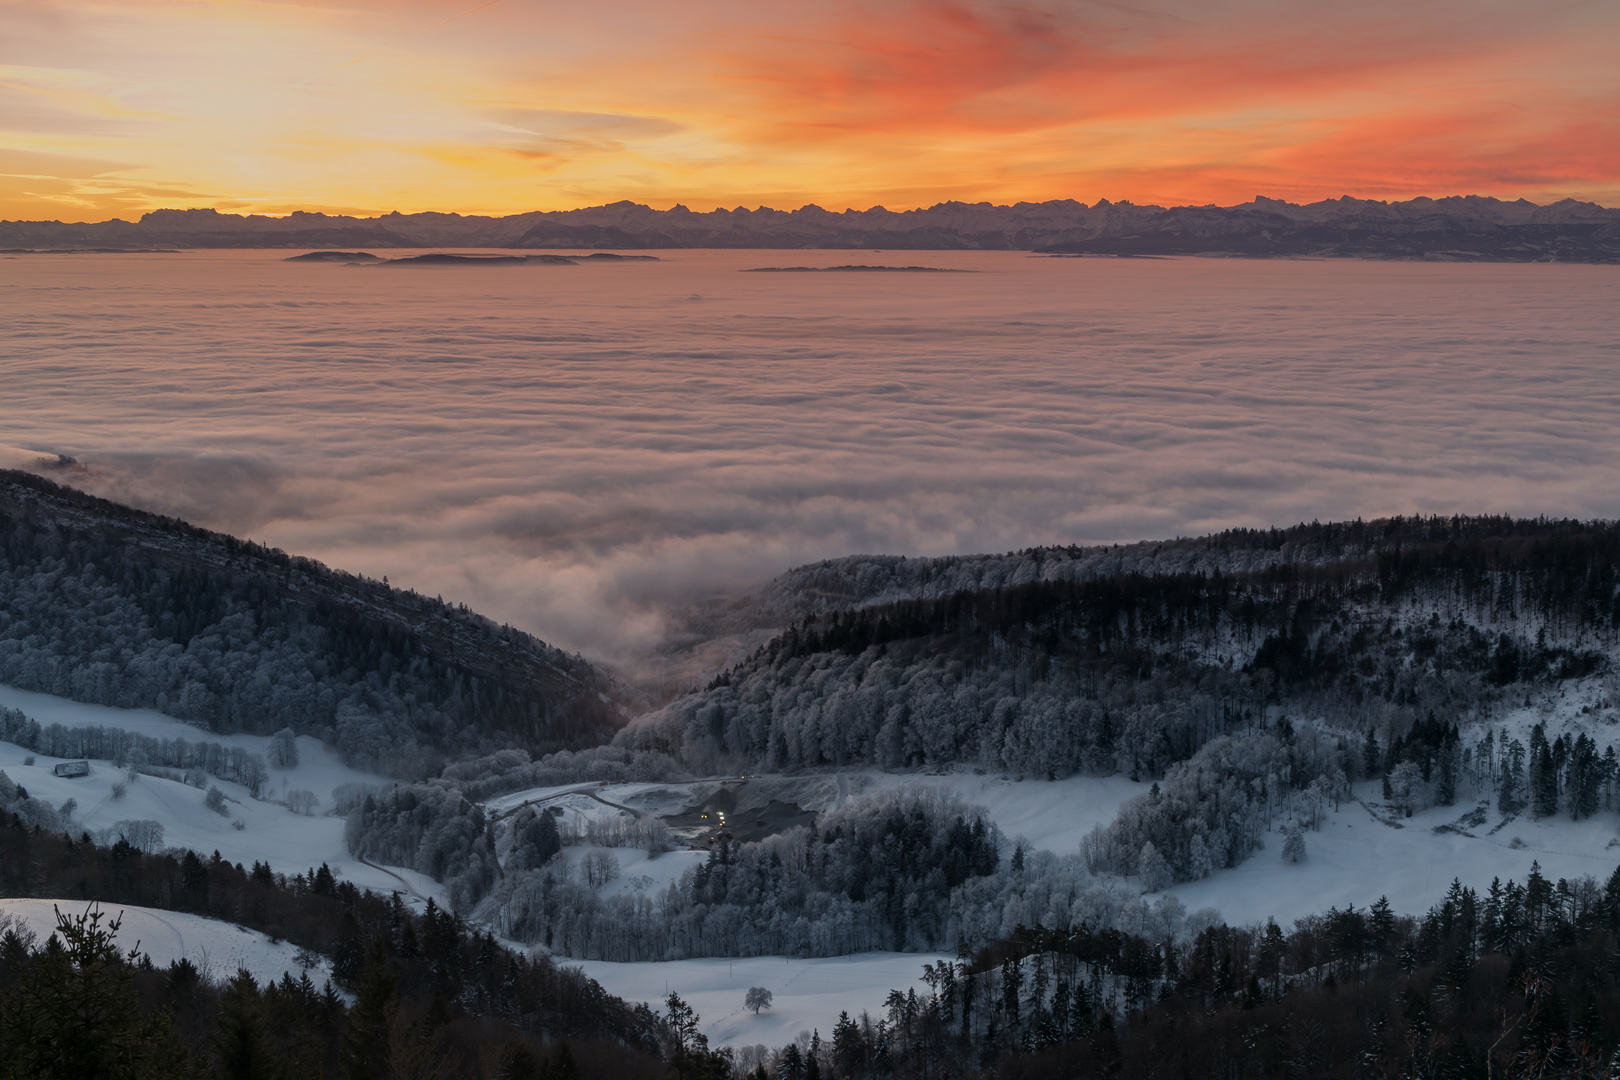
[0,0,1615,218]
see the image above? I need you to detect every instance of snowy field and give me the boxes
[571,951,949,1048]
[551,845,708,900]
[0,684,444,906]
[1165,782,1620,928]
[0,898,337,988]
[860,770,1148,854]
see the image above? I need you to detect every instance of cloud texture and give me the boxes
[0,0,1616,218]
[3,250,1619,674]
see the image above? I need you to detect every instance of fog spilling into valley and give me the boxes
[3,249,1617,681]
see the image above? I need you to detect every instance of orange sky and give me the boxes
[2,0,1617,221]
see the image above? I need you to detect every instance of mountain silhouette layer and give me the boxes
[6,195,1619,261]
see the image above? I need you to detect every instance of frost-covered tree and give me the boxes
[581,850,620,890]
[1281,827,1306,864]
[1387,761,1426,817]
[1136,843,1171,893]
[268,728,299,769]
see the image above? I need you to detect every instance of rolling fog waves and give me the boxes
[3,249,1617,674]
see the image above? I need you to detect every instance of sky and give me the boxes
[2,0,1617,222]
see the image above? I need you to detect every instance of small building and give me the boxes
[52,761,90,778]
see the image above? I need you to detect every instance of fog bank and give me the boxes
[3,249,1616,685]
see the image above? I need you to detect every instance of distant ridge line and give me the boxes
[5,195,1619,262]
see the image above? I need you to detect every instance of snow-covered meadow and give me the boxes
[572,951,949,1049]
[0,683,443,905]
[0,898,338,989]
[1164,783,1620,927]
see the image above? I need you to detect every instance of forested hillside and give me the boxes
[790,863,1620,1080]
[0,808,667,1079]
[629,517,1620,779]
[0,470,631,777]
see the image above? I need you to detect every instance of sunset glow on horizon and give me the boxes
[3,0,1618,222]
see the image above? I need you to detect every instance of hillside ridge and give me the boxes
[5,195,1619,260]
[0,468,634,775]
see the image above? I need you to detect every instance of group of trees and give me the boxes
[1081,721,1351,886]
[487,791,1080,961]
[1479,723,1620,821]
[488,806,1191,963]
[0,904,651,1080]
[344,785,500,914]
[625,518,1620,788]
[0,806,667,1077]
[0,708,270,794]
[0,468,626,778]
[727,862,1620,1080]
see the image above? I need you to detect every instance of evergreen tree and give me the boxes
[0,904,187,1080]
[1363,729,1382,779]
[496,1041,540,1080]
[341,940,397,1080]
[544,1041,578,1080]
[214,969,272,1080]
[1530,725,1559,818]
[1435,728,1459,806]
[1499,752,1525,816]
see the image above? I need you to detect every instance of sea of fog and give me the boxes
[2,249,1616,676]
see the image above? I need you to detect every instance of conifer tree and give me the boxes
[214,969,271,1080]
[341,940,398,1080]
[1530,725,1559,818]
[1363,729,1381,779]
[0,905,187,1080]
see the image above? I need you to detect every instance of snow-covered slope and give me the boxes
[0,898,338,988]
[572,951,948,1049]
[0,684,444,905]
[1164,782,1620,928]
[859,770,1147,854]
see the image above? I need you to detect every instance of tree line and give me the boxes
[0,806,665,1072]
[733,862,1620,1080]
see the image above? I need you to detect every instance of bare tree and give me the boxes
[581,850,620,890]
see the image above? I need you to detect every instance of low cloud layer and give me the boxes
[4,250,1617,678]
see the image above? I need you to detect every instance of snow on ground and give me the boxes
[489,770,1145,858]
[0,685,444,907]
[1165,781,1620,928]
[483,780,692,819]
[571,951,949,1049]
[0,898,337,989]
[552,845,708,900]
[859,769,1148,854]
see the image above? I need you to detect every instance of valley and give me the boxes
[6,483,1620,1060]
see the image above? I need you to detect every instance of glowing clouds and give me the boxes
[0,0,1616,218]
